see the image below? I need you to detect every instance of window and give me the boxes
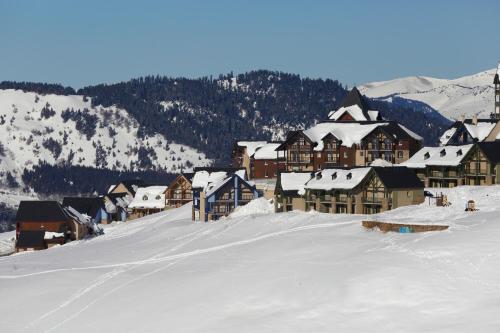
[264,161,268,166]
[155,195,161,200]
[317,152,322,158]
[265,170,268,178]
[360,151,364,157]
[343,152,348,158]
[397,151,403,159]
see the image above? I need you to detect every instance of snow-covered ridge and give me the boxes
[0,89,211,184]
[360,68,496,120]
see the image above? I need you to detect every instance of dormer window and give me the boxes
[440,149,446,157]
[155,195,161,200]
[316,172,322,180]
[331,172,337,180]
[424,152,430,160]
[456,149,462,156]
[346,172,352,180]
[142,195,148,201]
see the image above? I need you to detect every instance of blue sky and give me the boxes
[0,0,499,88]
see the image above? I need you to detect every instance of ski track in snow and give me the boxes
[0,221,357,280]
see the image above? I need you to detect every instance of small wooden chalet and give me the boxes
[191,167,258,221]
[128,186,169,218]
[166,173,194,208]
[108,179,144,197]
[62,197,107,224]
[15,201,97,252]
[276,167,424,215]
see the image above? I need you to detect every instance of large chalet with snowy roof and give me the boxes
[275,166,424,214]
[275,88,422,172]
[402,142,500,187]
[166,172,194,208]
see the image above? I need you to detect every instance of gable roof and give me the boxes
[16,201,69,222]
[340,87,369,112]
[128,186,168,209]
[440,121,498,145]
[110,179,144,196]
[16,230,46,249]
[62,197,104,218]
[327,87,383,122]
[205,173,256,198]
[372,167,424,189]
[477,141,500,164]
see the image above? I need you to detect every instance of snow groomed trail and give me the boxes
[1,187,500,332]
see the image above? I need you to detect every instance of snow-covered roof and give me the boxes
[192,171,228,189]
[205,173,254,197]
[253,143,284,160]
[368,110,380,121]
[398,124,423,141]
[440,127,457,146]
[305,168,372,191]
[303,122,385,151]
[401,144,474,168]
[464,122,496,141]
[370,159,393,167]
[237,141,267,157]
[328,105,380,122]
[279,173,312,194]
[128,186,168,209]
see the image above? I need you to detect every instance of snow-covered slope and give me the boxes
[360,68,496,120]
[1,186,500,332]
[0,89,211,184]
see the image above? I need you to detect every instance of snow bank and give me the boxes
[230,198,274,217]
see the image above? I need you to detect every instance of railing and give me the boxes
[465,169,490,175]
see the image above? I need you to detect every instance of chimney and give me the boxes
[472,114,478,125]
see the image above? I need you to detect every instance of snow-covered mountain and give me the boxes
[1,186,500,332]
[360,68,497,120]
[0,89,211,185]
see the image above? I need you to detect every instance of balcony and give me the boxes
[465,169,490,175]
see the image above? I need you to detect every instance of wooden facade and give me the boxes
[232,141,285,179]
[193,172,259,222]
[406,143,500,188]
[276,167,424,215]
[277,124,421,172]
[166,173,193,208]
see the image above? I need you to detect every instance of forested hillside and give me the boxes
[78,70,451,163]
